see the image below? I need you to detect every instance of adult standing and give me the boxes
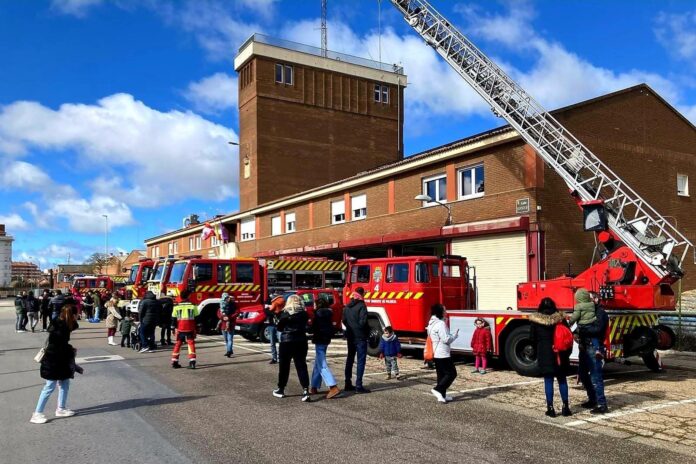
[218,293,240,357]
[26,292,39,333]
[49,290,66,321]
[92,291,102,321]
[170,290,199,369]
[529,297,572,417]
[310,296,341,399]
[40,290,51,332]
[342,287,370,393]
[159,297,174,346]
[273,295,311,402]
[427,304,459,403]
[30,305,83,424]
[138,291,161,352]
[15,292,26,333]
[82,292,94,321]
[576,290,609,414]
[105,298,122,346]
[264,294,284,364]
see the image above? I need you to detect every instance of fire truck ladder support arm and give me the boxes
[390,0,694,280]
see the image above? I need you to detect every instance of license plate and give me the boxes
[235,325,241,330]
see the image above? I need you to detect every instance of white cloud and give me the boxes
[185,72,238,113]
[50,0,104,17]
[238,0,278,20]
[0,93,237,209]
[15,242,96,266]
[0,213,30,231]
[655,11,696,62]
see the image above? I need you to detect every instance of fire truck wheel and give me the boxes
[259,326,271,344]
[366,318,383,357]
[641,351,663,373]
[504,325,540,377]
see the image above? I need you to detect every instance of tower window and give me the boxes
[275,63,293,85]
[374,84,389,103]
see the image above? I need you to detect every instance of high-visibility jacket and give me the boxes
[172,302,199,332]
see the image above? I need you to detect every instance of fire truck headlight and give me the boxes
[247,311,259,319]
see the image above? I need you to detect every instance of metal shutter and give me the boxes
[451,233,527,310]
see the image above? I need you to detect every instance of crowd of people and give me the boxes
[25,283,610,422]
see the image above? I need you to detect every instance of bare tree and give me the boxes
[85,253,112,275]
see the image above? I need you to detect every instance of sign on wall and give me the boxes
[516,198,530,214]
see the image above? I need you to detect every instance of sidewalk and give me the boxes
[659,350,696,371]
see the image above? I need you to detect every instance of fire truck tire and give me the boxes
[366,318,383,357]
[504,326,540,377]
[259,326,271,344]
[641,351,663,373]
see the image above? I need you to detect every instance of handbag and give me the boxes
[34,337,49,363]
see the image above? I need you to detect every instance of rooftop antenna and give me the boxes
[321,0,327,57]
[378,0,382,66]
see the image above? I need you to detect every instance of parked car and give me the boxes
[235,288,344,343]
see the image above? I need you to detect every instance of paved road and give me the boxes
[1,301,694,464]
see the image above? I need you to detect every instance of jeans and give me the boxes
[345,339,367,388]
[41,312,50,330]
[434,357,457,396]
[543,375,569,406]
[140,323,156,349]
[278,340,309,390]
[384,356,400,376]
[578,342,607,406]
[35,379,70,413]
[15,312,23,331]
[311,344,337,389]
[267,325,278,361]
[222,329,235,353]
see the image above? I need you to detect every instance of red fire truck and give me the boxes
[124,258,154,300]
[71,276,114,302]
[346,0,694,375]
[146,256,177,298]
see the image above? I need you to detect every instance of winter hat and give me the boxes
[351,291,364,301]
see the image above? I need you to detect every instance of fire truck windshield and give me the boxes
[168,262,188,284]
[128,265,139,284]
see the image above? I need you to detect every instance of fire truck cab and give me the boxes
[125,258,154,300]
[147,256,176,298]
[165,257,263,333]
[344,255,475,356]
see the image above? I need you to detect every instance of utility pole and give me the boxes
[321,0,327,57]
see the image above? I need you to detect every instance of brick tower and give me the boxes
[234,34,407,211]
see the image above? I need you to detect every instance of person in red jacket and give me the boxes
[218,293,240,358]
[470,317,492,374]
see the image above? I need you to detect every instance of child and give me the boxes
[378,326,402,379]
[470,317,492,374]
[120,311,134,348]
[570,288,602,358]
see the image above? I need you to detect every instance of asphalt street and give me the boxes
[1,301,694,464]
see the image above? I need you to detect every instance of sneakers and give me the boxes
[431,389,446,403]
[55,408,76,417]
[17,330,26,333]
[445,395,453,402]
[590,404,608,415]
[269,359,278,364]
[139,348,150,353]
[301,389,311,402]
[355,386,371,394]
[171,362,181,369]
[30,412,47,424]
[479,369,487,375]
[188,360,196,369]
[326,386,341,399]
[470,368,479,374]
[272,388,286,398]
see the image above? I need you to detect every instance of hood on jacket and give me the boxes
[221,292,229,301]
[529,311,565,326]
[427,315,442,330]
[144,291,156,300]
[350,291,364,301]
[284,295,305,315]
[575,288,591,304]
[382,333,397,342]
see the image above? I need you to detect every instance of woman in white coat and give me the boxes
[105,298,122,346]
[426,303,459,403]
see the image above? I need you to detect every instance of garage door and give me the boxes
[451,233,527,310]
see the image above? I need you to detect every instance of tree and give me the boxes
[85,253,112,275]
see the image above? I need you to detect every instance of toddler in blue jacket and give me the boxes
[379,326,402,379]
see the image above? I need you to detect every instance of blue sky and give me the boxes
[1,0,695,268]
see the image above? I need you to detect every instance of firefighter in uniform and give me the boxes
[171,290,199,369]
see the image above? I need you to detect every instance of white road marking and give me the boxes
[76,355,125,364]
[565,397,696,427]
[458,379,544,393]
[363,368,424,377]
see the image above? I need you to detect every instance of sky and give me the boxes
[1,0,695,269]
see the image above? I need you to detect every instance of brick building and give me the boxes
[144,38,695,310]
[11,261,43,283]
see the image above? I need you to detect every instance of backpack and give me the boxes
[553,323,574,353]
[423,334,434,362]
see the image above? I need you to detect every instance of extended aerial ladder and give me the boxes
[390,0,693,285]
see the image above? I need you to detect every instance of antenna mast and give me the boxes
[321,0,328,57]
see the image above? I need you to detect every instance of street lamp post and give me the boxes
[102,214,109,258]
[414,194,452,226]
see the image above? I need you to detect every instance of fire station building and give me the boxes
[145,35,696,310]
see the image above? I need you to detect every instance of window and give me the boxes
[271,216,282,236]
[211,235,219,247]
[217,264,231,283]
[318,292,335,305]
[382,85,389,103]
[351,194,367,221]
[678,174,689,196]
[421,174,447,205]
[285,213,296,233]
[241,218,255,241]
[192,263,213,282]
[415,263,430,283]
[374,84,381,102]
[331,200,345,224]
[195,236,201,250]
[169,262,187,283]
[374,84,389,103]
[173,242,178,254]
[386,263,409,283]
[189,237,194,251]
[275,63,293,85]
[236,263,254,283]
[350,265,371,283]
[459,165,485,199]
[300,292,314,307]
[168,243,174,255]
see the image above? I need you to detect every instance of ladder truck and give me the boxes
[380,0,693,374]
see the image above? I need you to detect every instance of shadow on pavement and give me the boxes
[76,395,208,416]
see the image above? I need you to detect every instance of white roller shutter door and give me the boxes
[451,233,527,310]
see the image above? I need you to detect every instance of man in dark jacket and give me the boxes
[159,297,174,346]
[342,287,370,393]
[576,291,610,415]
[138,291,162,352]
[40,290,51,331]
[15,292,26,332]
[49,290,66,321]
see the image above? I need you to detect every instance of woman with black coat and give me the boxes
[309,296,341,399]
[273,295,311,402]
[30,305,82,424]
[529,297,572,418]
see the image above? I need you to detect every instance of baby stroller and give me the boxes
[130,314,141,352]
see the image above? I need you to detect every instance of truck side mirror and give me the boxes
[187,279,195,292]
